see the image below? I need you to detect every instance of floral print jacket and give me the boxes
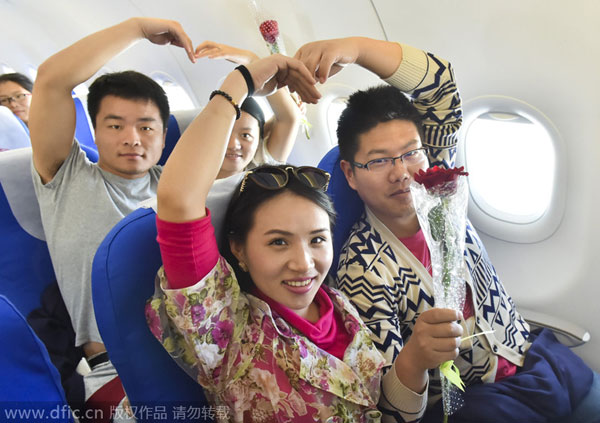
[146,257,387,423]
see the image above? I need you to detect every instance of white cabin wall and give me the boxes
[374,0,600,370]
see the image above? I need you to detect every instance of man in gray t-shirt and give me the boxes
[32,142,162,347]
[29,17,196,412]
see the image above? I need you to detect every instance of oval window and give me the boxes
[458,96,565,243]
[465,112,555,223]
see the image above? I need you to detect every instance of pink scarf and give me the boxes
[253,286,352,360]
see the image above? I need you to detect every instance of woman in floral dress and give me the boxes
[145,52,417,422]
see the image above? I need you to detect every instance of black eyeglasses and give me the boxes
[352,147,428,172]
[239,166,330,194]
[0,92,31,106]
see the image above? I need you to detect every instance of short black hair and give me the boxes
[87,70,170,131]
[337,85,424,163]
[222,165,336,292]
[0,72,34,93]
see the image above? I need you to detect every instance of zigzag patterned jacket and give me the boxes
[337,209,531,413]
[335,44,531,422]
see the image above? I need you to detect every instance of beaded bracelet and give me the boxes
[235,65,255,97]
[209,90,241,120]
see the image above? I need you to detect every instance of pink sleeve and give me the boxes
[156,209,220,289]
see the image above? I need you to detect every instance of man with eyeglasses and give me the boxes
[0,72,34,126]
[295,38,599,422]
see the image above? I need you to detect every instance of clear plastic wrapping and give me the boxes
[248,0,287,54]
[410,171,469,417]
[247,0,312,138]
[410,177,468,312]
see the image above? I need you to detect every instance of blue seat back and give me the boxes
[158,114,180,166]
[317,146,365,272]
[0,295,73,422]
[0,146,97,317]
[92,207,207,420]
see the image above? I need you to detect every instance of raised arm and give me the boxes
[30,17,195,184]
[156,54,319,223]
[294,37,403,83]
[195,41,301,162]
[296,37,462,168]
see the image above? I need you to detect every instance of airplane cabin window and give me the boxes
[327,96,348,145]
[458,96,566,243]
[151,72,195,111]
[465,112,555,223]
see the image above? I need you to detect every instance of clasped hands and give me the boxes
[136,18,358,105]
[193,39,358,105]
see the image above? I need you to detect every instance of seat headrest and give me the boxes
[0,145,97,317]
[0,106,30,151]
[317,146,364,272]
[0,148,46,240]
[92,208,207,414]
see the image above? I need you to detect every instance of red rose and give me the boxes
[259,19,279,45]
[413,166,468,195]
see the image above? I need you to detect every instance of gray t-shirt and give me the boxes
[32,141,161,346]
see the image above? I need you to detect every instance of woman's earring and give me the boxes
[238,261,248,272]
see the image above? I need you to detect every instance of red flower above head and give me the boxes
[413,166,469,195]
[259,19,280,45]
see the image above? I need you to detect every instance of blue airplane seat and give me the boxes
[73,95,96,152]
[158,114,180,166]
[0,146,97,318]
[0,295,74,422]
[317,146,364,273]
[92,207,207,422]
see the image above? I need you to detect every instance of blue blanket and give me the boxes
[423,329,594,423]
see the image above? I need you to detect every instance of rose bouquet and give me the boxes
[410,166,469,420]
[248,0,312,138]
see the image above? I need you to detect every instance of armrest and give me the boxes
[519,308,591,348]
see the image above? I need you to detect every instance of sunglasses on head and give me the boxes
[239,166,330,194]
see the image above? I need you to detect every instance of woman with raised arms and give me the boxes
[145,53,417,422]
